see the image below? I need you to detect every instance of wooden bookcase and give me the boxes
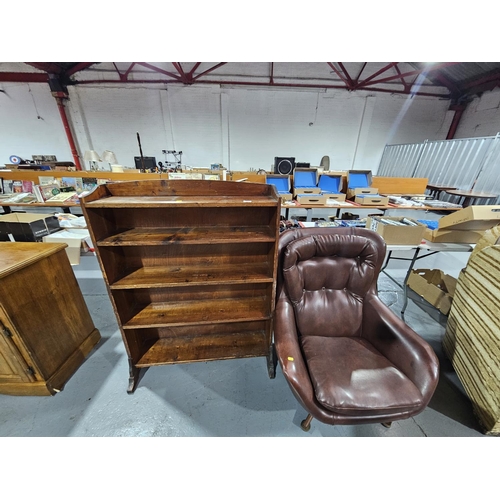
[81,179,280,392]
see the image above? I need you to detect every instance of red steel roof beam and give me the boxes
[65,63,96,77]
[172,62,190,83]
[193,79,448,97]
[0,72,49,83]
[25,62,64,74]
[338,62,355,88]
[135,62,183,81]
[192,63,227,81]
[446,104,466,139]
[53,93,83,170]
[461,71,500,89]
[71,76,450,97]
[363,62,460,86]
[394,64,410,92]
[327,62,352,89]
[356,62,399,87]
[187,63,202,79]
[355,63,367,82]
[112,63,135,82]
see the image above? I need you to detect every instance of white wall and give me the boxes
[0,82,73,162]
[1,80,461,174]
[455,88,500,138]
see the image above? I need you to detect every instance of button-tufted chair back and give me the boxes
[281,230,386,338]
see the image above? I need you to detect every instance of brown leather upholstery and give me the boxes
[274,227,439,427]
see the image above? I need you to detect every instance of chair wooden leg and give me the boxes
[301,414,313,432]
[382,422,392,428]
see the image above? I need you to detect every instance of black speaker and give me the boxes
[274,157,295,175]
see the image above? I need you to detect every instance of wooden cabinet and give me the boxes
[81,180,280,392]
[0,242,101,396]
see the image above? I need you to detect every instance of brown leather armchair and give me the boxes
[275,227,439,431]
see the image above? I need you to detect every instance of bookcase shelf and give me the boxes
[81,180,280,392]
[123,295,271,329]
[110,263,274,289]
[136,332,269,367]
[96,226,276,246]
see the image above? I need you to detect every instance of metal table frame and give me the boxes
[381,241,474,320]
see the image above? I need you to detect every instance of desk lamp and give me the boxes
[84,150,101,171]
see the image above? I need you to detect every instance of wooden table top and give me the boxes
[0,242,67,278]
[427,184,457,190]
[444,189,497,199]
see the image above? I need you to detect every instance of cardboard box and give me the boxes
[346,170,377,199]
[43,229,93,265]
[355,194,389,206]
[347,187,379,199]
[407,269,457,315]
[293,168,320,195]
[438,205,500,231]
[295,195,325,205]
[203,173,221,180]
[323,193,347,203]
[366,216,426,245]
[423,228,485,243]
[0,213,60,242]
[318,174,346,202]
[266,174,293,201]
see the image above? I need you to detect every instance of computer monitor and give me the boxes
[134,156,157,170]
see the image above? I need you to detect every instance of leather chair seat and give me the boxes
[301,336,424,416]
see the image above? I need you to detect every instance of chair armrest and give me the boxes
[274,296,315,404]
[362,295,439,403]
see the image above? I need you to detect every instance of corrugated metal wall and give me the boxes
[377,142,424,177]
[378,134,500,204]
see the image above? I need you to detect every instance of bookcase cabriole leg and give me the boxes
[127,361,147,394]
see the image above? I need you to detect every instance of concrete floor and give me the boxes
[0,239,489,438]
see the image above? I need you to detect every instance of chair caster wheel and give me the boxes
[381,422,392,428]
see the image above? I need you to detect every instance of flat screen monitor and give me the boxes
[134,156,156,170]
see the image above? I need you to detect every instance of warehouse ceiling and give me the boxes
[1,62,500,103]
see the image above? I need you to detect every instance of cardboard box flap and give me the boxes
[407,268,457,315]
[438,205,500,230]
[319,174,343,193]
[347,170,373,188]
[266,175,290,193]
[293,168,318,188]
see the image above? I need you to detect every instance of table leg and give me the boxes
[381,250,393,272]
[462,196,472,208]
[401,248,420,319]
